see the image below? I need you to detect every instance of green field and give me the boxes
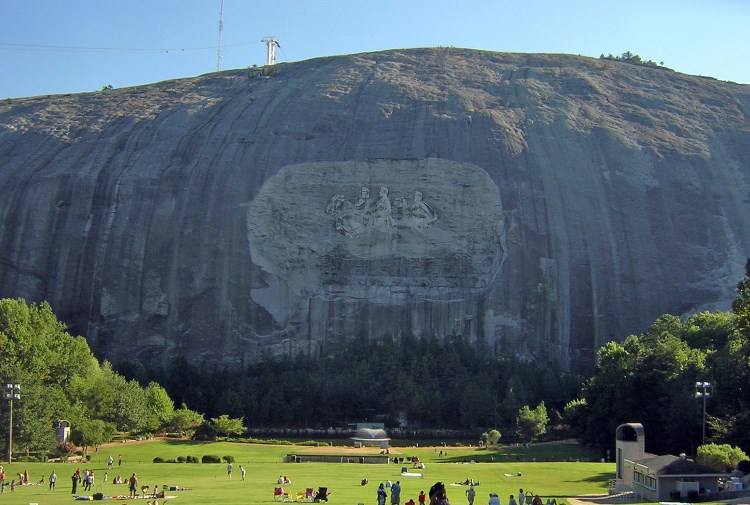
[1,440,614,505]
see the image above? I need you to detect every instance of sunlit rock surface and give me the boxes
[1,48,749,373]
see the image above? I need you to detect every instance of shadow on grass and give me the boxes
[564,472,613,484]
[163,438,216,446]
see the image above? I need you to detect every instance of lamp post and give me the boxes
[4,383,20,463]
[695,381,712,447]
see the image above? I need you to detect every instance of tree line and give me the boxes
[144,333,580,438]
[1,258,749,458]
[0,298,186,457]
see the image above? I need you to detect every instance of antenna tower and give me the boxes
[216,0,225,71]
[262,37,280,66]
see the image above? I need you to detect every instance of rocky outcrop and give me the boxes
[1,48,749,373]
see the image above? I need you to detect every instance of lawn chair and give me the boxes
[274,487,285,501]
[314,486,329,502]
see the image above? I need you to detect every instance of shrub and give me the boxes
[153,457,165,463]
[176,456,186,463]
[697,443,749,471]
[737,459,750,474]
[55,440,77,457]
[201,454,222,463]
[223,455,235,463]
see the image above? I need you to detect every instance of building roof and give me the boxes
[633,454,726,476]
[352,428,390,440]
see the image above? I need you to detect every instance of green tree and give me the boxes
[144,382,175,431]
[481,429,502,445]
[0,299,98,453]
[114,379,151,433]
[577,340,636,451]
[562,398,587,437]
[11,380,68,454]
[210,414,245,437]
[696,443,748,471]
[0,298,181,446]
[502,374,528,425]
[516,401,548,442]
[733,258,750,338]
[723,259,750,450]
[68,361,126,423]
[171,404,205,435]
[70,418,115,453]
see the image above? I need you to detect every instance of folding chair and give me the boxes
[315,486,329,502]
[274,487,285,501]
[304,488,315,502]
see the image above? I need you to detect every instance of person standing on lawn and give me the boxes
[392,480,401,505]
[466,485,476,505]
[378,482,388,505]
[129,473,138,498]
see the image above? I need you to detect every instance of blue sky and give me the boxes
[1,0,748,99]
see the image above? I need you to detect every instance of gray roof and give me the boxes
[634,455,726,476]
[352,428,390,440]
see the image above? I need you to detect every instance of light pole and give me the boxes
[695,381,712,447]
[4,383,20,463]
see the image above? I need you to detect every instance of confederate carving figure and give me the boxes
[408,191,438,229]
[371,187,395,230]
[326,187,372,237]
[354,187,371,214]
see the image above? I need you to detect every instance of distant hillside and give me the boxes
[0,48,748,374]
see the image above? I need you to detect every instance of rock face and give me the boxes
[1,48,749,374]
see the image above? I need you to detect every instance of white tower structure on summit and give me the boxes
[262,37,280,66]
[216,0,225,71]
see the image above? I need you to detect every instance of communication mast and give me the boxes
[262,37,280,66]
[216,0,225,71]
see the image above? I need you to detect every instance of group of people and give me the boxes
[71,468,98,493]
[0,465,27,493]
[0,465,25,493]
[378,480,448,505]
[106,454,123,468]
[484,488,558,505]
[0,466,62,493]
[375,480,561,505]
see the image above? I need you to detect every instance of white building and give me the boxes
[615,423,726,502]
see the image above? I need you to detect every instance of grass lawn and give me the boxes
[3,440,616,505]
